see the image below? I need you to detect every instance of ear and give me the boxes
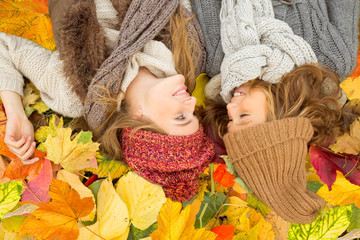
[130,107,143,120]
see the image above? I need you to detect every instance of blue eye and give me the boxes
[176,114,185,120]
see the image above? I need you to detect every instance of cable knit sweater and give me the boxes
[272,0,359,81]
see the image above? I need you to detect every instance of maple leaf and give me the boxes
[211,225,234,240]
[78,178,129,239]
[329,118,360,155]
[88,152,130,179]
[151,198,217,240]
[44,128,99,172]
[192,73,209,107]
[0,180,22,219]
[56,170,96,222]
[116,171,166,230]
[317,171,360,208]
[213,164,236,188]
[22,158,52,203]
[35,114,63,152]
[18,179,94,240]
[0,0,55,50]
[288,205,352,240]
[309,145,360,190]
[3,150,46,181]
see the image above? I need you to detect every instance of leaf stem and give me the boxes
[199,202,208,229]
[22,181,42,203]
[78,220,105,240]
[210,163,215,195]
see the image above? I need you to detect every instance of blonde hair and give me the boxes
[203,63,359,146]
[98,6,201,159]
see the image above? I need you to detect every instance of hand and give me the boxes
[4,112,39,165]
[0,90,38,165]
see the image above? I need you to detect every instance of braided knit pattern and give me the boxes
[85,0,179,130]
[219,0,317,103]
[121,125,214,202]
[223,117,325,224]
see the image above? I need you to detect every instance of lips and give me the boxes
[233,88,246,97]
[173,85,189,96]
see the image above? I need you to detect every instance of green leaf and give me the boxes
[88,179,105,204]
[245,193,270,216]
[2,215,26,232]
[77,131,93,144]
[0,181,22,219]
[348,204,360,231]
[128,222,158,240]
[307,181,324,193]
[194,192,228,229]
[288,205,352,240]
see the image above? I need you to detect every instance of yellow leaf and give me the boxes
[78,178,129,240]
[22,84,39,114]
[341,76,360,100]
[329,118,360,155]
[221,196,248,234]
[317,171,360,208]
[32,101,50,114]
[116,171,166,230]
[151,198,217,240]
[44,128,99,172]
[56,170,96,222]
[192,73,209,107]
[34,114,63,143]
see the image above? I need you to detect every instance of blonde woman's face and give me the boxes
[125,68,199,136]
[227,84,268,132]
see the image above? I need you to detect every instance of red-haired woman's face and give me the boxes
[227,84,268,132]
[125,68,199,136]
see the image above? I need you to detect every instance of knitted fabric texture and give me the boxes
[84,0,179,130]
[121,125,215,202]
[214,0,317,103]
[192,0,224,78]
[272,0,359,81]
[223,117,325,224]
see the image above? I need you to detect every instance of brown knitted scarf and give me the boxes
[84,0,180,130]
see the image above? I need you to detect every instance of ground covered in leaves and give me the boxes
[1,0,360,239]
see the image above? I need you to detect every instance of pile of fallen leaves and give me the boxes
[1,0,360,239]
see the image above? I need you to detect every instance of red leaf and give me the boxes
[309,145,360,190]
[211,225,234,240]
[22,158,52,203]
[213,164,236,188]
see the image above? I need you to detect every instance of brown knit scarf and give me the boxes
[84,0,180,131]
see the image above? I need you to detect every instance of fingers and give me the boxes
[6,137,39,165]
[19,142,38,165]
[4,135,26,149]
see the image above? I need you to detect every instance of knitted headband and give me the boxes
[224,117,325,223]
[205,0,317,103]
[121,125,215,202]
[84,0,180,130]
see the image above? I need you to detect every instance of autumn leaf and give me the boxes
[309,145,360,190]
[2,204,38,219]
[2,215,27,233]
[19,179,94,240]
[348,204,360,232]
[0,181,22,219]
[341,75,360,100]
[3,150,46,181]
[22,158,52,203]
[151,198,217,240]
[44,128,99,172]
[329,118,360,155]
[0,0,55,50]
[213,164,236,188]
[317,171,360,208]
[245,193,270,216]
[35,114,63,152]
[192,73,209,107]
[232,207,275,240]
[287,205,352,240]
[88,152,130,179]
[22,84,40,117]
[116,171,166,230]
[78,178,129,240]
[57,170,96,222]
[211,225,234,240]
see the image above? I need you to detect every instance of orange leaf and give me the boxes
[19,179,94,240]
[0,109,17,160]
[213,164,236,188]
[211,225,235,240]
[3,150,46,181]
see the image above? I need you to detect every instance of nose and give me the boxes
[227,102,240,123]
[168,74,186,85]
